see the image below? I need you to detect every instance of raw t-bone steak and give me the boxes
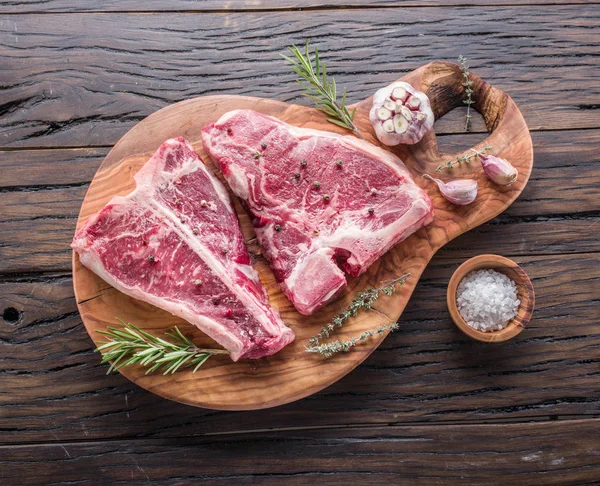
[72,137,294,361]
[202,110,434,315]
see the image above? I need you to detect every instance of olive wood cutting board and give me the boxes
[73,61,533,410]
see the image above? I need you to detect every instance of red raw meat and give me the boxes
[72,137,294,361]
[202,110,434,315]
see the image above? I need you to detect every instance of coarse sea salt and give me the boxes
[456,268,520,332]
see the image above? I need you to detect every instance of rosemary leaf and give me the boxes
[282,40,364,139]
[94,321,228,375]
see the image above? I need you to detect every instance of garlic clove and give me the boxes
[399,105,414,121]
[423,174,477,206]
[405,96,421,110]
[383,98,396,111]
[391,86,407,102]
[393,114,409,134]
[480,155,518,185]
[377,107,392,120]
[382,119,395,133]
[369,81,435,146]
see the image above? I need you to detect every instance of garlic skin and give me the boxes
[423,174,478,206]
[369,81,434,146]
[480,155,518,186]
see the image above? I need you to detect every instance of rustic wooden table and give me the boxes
[1,2,599,484]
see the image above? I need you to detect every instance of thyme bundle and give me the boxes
[306,273,410,358]
[436,144,492,172]
[282,40,364,139]
[95,319,228,375]
[458,55,474,131]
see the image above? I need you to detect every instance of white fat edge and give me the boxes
[225,164,250,201]
[213,109,245,126]
[320,281,345,305]
[76,240,244,360]
[237,261,262,283]
[199,160,238,215]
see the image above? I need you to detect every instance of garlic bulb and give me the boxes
[423,174,477,206]
[369,81,434,146]
[480,155,518,186]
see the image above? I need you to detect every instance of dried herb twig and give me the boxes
[306,273,410,357]
[282,40,364,139]
[95,319,228,375]
[436,144,492,172]
[306,322,400,358]
[458,55,474,131]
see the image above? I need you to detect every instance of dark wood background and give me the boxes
[1,1,599,484]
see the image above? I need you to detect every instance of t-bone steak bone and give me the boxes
[72,137,294,361]
[202,110,434,316]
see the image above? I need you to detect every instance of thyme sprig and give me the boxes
[436,144,492,172]
[458,55,474,131]
[306,273,410,357]
[282,40,364,139]
[95,319,228,375]
[306,323,400,358]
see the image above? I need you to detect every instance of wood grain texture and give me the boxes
[3,0,597,14]
[2,253,598,444]
[1,7,600,148]
[1,419,599,485]
[0,2,598,481]
[72,61,533,409]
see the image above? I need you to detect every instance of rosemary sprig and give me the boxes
[436,144,492,172]
[306,273,410,357]
[95,319,228,375]
[282,40,364,139]
[458,55,474,131]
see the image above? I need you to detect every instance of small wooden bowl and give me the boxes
[447,254,535,342]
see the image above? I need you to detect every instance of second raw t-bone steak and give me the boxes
[202,110,434,315]
[72,137,294,361]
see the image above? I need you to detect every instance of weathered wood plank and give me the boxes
[1,253,598,444]
[1,128,598,274]
[1,7,599,148]
[1,420,598,485]
[0,147,107,188]
[1,0,595,14]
